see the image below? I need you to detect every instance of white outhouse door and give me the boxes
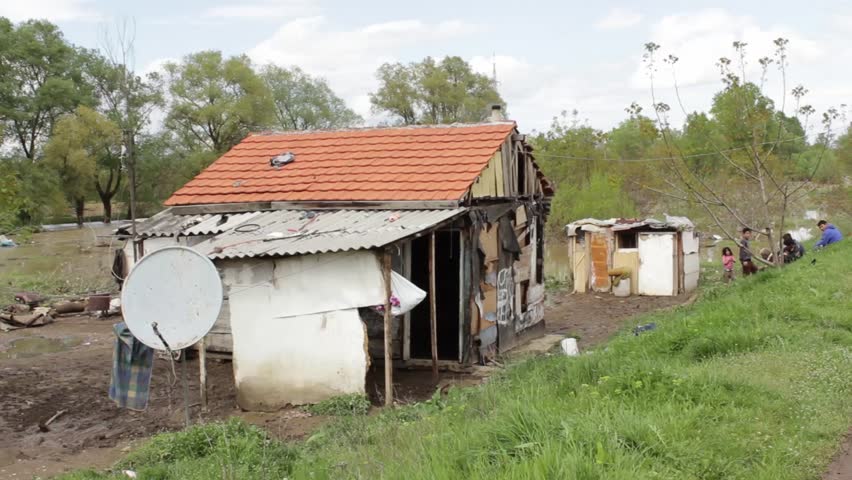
[638,233,675,296]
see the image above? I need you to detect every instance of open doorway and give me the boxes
[409,231,461,360]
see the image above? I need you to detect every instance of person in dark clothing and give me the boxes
[782,233,804,263]
[739,227,758,276]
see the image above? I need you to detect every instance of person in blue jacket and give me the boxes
[815,220,843,248]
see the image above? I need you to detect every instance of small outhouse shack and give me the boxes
[565,216,699,296]
[127,118,552,410]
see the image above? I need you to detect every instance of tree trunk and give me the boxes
[74,199,85,227]
[100,194,113,224]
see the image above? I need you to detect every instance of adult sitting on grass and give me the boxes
[815,220,843,248]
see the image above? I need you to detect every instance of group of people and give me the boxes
[721,220,843,282]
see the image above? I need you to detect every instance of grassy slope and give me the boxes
[64,242,852,480]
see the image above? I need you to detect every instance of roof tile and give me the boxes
[165,122,516,205]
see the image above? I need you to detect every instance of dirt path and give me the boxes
[544,290,692,349]
[824,431,852,480]
[0,316,335,478]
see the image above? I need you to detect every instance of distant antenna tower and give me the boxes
[491,53,499,89]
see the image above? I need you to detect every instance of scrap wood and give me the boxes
[0,307,54,328]
[38,409,67,432]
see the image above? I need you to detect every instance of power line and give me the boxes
[532,136,806,163]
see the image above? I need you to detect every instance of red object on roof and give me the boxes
[164,122,518,206]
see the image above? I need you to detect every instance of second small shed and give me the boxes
[565,216,698,296]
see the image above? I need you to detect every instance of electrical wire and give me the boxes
[532,136,806,162]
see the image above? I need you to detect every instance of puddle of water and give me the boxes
[0,336,82,360]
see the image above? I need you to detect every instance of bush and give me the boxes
[547,172,638,233]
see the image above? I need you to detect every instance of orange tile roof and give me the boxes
[164,122,517,206]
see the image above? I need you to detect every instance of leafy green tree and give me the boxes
[0,19,93,159]
[43,107,122,225]
[261,65,360,131]
[164,51,273,153]
[128,132,217,214]
[833,122,852,177]
[370,56,502,125]
[548,173,638,231]
[530,110,605,190]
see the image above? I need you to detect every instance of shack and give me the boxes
[128,115,552,410]
[565,216,698,296]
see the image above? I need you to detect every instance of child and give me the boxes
[722,247,736,283]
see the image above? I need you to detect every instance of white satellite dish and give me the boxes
[121,246,223,351]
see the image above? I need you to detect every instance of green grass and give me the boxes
[304,394,371,416]
[61,242,852,479]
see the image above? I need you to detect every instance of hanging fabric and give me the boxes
[109,322,155,411]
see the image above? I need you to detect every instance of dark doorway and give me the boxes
[409,231,461,360]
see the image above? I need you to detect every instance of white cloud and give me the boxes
[203,0,319,20]
[0,0,101,22]
[595,8,643,30]
[248,17,483,122]
[631,9,824,89]
[619,8,838,134]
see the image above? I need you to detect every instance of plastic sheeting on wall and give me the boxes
[223,250,385,319]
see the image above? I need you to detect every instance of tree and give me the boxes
[549,173,638,233]
[531,110,605,189]
[89,21,165,232]
[642,39,839,265]
[129,131,217,214]
[0,19,93,159]
[261,65,360,131]
[164,51,273,153]
[370,56,503,125]
[834,122,852,177]
[43,107,122,225]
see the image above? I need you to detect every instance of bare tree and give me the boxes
[96,20,164,255]
[641,39,841,266]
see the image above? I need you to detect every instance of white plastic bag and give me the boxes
[560,338,580,356]
[375,271,427,316]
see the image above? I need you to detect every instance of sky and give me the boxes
[2,0,851,135]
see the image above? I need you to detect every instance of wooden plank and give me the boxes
[198,336,208,412]
[515,206,527,226]
[429,232,438,382]
[493,151,505,197]
[479,226,499,261]
[382,250,393,406]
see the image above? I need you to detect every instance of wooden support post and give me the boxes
[382,249,394,406]
[429,232,439,382]
[198,336,208,412]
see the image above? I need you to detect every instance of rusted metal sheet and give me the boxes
[590,233,610,292]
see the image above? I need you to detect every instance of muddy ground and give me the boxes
[544,290,692,348]
[1,292,691,478]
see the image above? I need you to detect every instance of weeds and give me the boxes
[304,394,370,417]
[62,242,852,479]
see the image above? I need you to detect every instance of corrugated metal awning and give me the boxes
[135,210,264,237]
[565,215,694,237]
[193,208,467,259]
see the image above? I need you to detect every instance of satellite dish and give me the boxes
[121,246,223,351]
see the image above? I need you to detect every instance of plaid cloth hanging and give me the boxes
[109,322,155,411]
